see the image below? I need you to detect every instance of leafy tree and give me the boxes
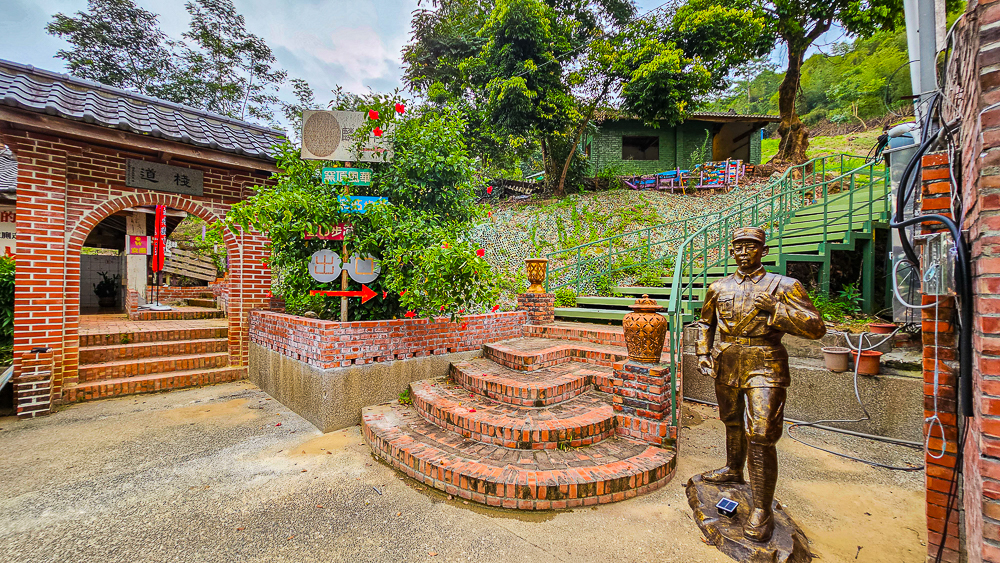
[673,0,902,164]
[47,0,288,124]
[280,79,318,143]
[227,104,500,321]
[46,0,174,96]
[163,0,288,122]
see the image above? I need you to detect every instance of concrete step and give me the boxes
[65,366,247,403]
[362,402,676,510]
[410,379,616,449]
[78,351,230,382]
[79,338,228,364]
[449,357,612,407]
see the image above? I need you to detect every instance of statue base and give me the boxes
[686,475,812,563]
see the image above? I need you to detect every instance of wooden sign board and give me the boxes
[300,110,393,163]
[126,159,204,196]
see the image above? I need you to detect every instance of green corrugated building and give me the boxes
[586,111,781,176]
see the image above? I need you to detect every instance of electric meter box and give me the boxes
[916,232,957,296]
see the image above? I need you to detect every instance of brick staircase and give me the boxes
[362,322,677,510]
[66,319,245,403]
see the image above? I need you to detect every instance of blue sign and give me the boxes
[338,195,388,214]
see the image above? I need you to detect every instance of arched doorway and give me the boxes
[61,192,251,402]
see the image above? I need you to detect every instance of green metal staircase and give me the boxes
[546,155,890,325]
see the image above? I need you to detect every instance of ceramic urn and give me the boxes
[525,258,548,294]
[622,294,666,363]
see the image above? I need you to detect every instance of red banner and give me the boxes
[151,205,166,272]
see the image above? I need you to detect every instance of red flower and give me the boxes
[373,126,383,137]
[440,305,446,311]
[476,248,485,257]
[399,290,406,296]
[459,309,465,313]
[275,423,282,427]
[382,291,388,299]
[405,311,415,318]
[488,211,492,218]
[368,110,379,120]
[491,305,500,312]
[461,322,468,330]
[394,103,405,114]
[487,185,494,194]
[468,408,476,413]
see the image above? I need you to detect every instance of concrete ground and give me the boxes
[0,381,926,563]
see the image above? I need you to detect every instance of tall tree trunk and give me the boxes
[556,80,611,197]
[772,47,809,165]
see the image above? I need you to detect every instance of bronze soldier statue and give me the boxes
[692,227,825,542]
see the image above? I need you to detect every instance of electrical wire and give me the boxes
[785,328,924,472]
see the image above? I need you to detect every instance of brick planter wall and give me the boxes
[124,289,139,319]
[15,349,53,419]
[612,360,677,448]
[517,293,554,325]
[249,310,528,369]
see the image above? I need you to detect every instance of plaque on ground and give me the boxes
[126,159,204,196]
[686,474,812,563]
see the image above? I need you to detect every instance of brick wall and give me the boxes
[612,361,677,448]
[145,285,213,303]
[2,126,274,405]
[249,310,528,369]
[944,2,1000,561]
[15,349,53,418]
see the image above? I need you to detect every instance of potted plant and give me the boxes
[93,271,121,309]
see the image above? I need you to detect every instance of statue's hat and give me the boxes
[731,227,766,244]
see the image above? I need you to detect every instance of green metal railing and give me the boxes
[663,158,891,425]
[543,154,871,294]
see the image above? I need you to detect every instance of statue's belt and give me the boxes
[720,335,781,346]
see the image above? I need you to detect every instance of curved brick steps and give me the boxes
[449,357,611,406]
[484,337,668,371]
[363,402,676,510]
[409,378,616,449]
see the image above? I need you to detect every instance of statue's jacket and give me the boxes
[691,266,826,389]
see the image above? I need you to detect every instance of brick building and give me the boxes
[586,112,777,176]
[924,0,1000,560]
[0,59,281,415]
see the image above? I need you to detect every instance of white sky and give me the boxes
[1,0,846,121]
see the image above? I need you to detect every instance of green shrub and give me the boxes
[0,256,11,342]
[554,288,577,307]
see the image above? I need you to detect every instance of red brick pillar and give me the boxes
[16,349,53,419]
[516,293,554,325]
[612,361,677,449]
[920,152,963,561]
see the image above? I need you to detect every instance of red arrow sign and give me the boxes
[310,284,378,304]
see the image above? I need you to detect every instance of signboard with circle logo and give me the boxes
[346,254,380,284]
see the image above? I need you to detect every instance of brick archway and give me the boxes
[60,191,262,397]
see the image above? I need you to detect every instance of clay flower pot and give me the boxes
[867,323,896,334]
[525,258,549,294]
[821,347,851,372]
[850,350,883,376]
[622,294,666,363]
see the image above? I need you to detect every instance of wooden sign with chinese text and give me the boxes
[126,159,204,196]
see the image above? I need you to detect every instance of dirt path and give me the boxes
[0,382,925,562]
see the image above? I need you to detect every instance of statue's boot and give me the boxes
[743,508,774,542]
[700,426,746,484]
[744,442,778,542]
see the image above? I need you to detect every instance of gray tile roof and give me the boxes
[0,146,14,193]
[594,109,781,123]
[0,59,286,163]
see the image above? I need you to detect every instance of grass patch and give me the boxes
[761,130,885,162]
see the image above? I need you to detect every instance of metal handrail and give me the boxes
[663,159,890,427]
[543,153,872,293]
